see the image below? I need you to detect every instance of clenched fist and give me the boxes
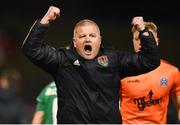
[132,16,149,36]
[40,6,60,24]
[132,16,145,32]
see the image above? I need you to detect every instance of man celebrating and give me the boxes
[22,6,160,123]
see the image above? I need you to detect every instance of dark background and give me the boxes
[0,0,179,119]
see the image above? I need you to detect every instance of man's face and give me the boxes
[133,31,141,52]
[73,24,101,60]
[133,29,159,52]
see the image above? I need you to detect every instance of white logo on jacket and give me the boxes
[73,59,80,66]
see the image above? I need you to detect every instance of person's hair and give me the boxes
[73,19,100,37]
[131,22,157,33]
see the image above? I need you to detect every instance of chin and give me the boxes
[83,55,95,60]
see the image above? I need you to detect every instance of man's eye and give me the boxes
[79,35,85,38]
[90,34,96,37]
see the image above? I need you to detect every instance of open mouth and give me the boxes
[84,45,92,54]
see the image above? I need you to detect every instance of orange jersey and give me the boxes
[120,60,180,124]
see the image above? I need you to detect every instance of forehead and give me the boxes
[75,24,100,34]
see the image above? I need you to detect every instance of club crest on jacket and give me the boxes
[98,55,109,67]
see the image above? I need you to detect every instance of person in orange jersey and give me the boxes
[120,22,180,124]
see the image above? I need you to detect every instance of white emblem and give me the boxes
[73,59,80,66]
[160,77,168,87]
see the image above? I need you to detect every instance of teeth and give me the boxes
[85,50,91,52]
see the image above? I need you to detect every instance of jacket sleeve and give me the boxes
[118,29,160,78]
[22,20,65,74]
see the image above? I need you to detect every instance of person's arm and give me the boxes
[174,96,180,122]
[169,93,180,124]
[32,111,45,124]
[172,71,180,122]
[177,73,180,121]
[22,6,64,74]
[119,16,160,78]
[32,84,47,124]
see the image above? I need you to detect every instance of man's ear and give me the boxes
[156,39,159,46]
[99,35,102,45]
[72,38,76,48]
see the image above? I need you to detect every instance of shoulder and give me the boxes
[38,82,55,95]
[48,82,56,89]
[57,46,75,55]
[99,50,119,62]
[103,49,120,56]
[45,81,56,89]
[161,60,179,72]
[57,45,71,50]
[55,46,72,63]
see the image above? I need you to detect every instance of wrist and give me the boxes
[139,27,148,36]
[40,18,50,24]
[138,24,146,32]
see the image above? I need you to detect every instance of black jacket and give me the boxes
[22,20,160,123]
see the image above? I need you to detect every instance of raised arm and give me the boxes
[40,6,60,24]
[131,16,148,36]
[119,16,160,78]
[22,6,65,74]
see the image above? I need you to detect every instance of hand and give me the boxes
[40,6,60,24]
[132,16,145,32]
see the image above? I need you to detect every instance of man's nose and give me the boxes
[85,36,91,42]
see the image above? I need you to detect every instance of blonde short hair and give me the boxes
[73,19,100,37]
[132,22,157,33]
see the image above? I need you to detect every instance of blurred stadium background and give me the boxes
[0,0,179,122]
